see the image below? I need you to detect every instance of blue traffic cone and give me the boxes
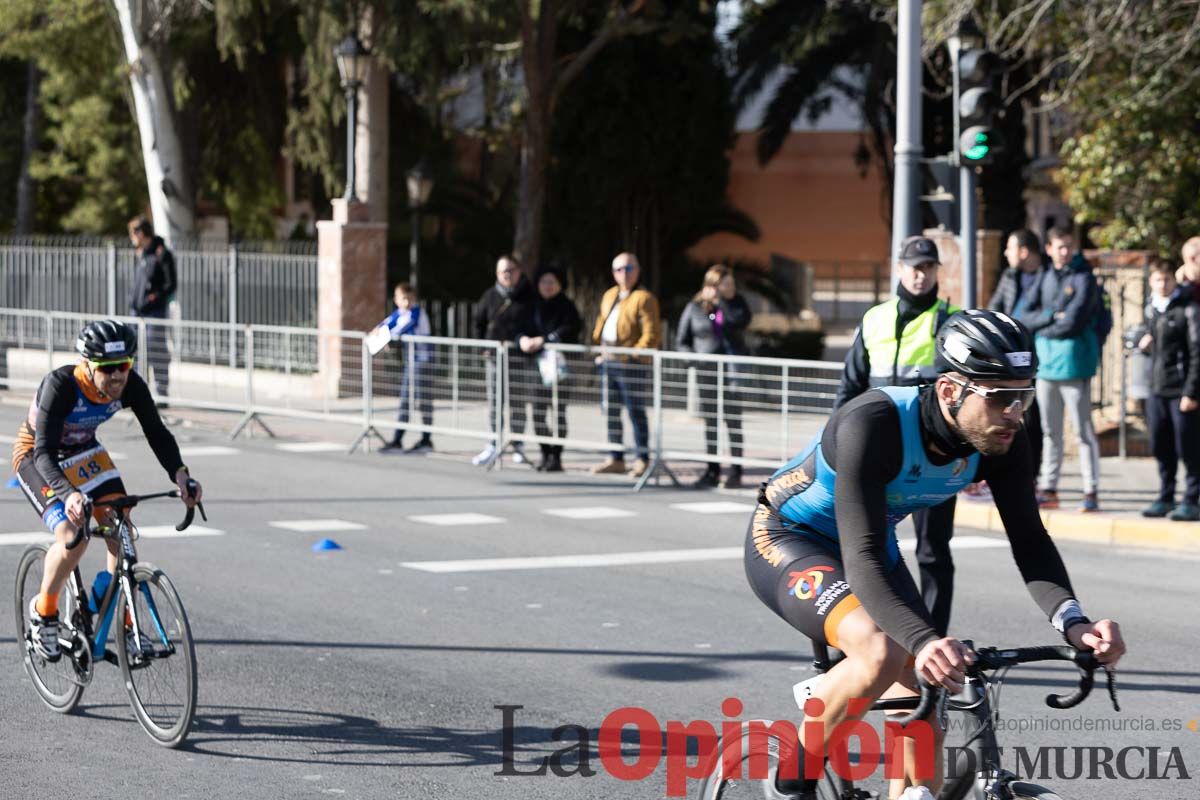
[312,538,343,552]
[6,477,19,489]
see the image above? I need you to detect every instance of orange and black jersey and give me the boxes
[12,364,184,499]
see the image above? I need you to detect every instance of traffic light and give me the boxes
[956,48,1003,164]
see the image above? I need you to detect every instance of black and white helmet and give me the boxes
[935,309,1037,381]
[76,319,138,361]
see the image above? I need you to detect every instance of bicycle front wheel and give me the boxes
[115,562,197,748]
[13,545,86,713]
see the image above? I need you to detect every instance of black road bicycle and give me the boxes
[14,485,205,748]
[694,640,1119,800]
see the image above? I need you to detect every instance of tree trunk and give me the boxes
[514,107,549,274]
[15,60,42,236]
[111,0,195,248]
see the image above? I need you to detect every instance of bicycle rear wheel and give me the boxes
[13,545,87,713]
[115,562,197,748]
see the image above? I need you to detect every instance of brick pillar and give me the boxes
[923,228,1003,309]
[317,199,387,396]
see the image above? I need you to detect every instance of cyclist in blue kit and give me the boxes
[12,320,202,662]
[744,309,1125,799]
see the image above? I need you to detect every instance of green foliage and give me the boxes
[547,6,747,305]
[0,0,146,233]
[1061,98,1200,259]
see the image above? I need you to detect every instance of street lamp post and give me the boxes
[334,34,371,203]
[406,158,434,295]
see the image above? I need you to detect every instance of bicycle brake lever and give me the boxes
[196,501,207,522]
[1105,668,1120,712]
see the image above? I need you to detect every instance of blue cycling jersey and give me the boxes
[767,386,979,566]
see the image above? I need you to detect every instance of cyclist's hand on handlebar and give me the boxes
[915,637,976,693]
[65,491,87,527]
[175,469,202,508]
[1066,618,1125,667]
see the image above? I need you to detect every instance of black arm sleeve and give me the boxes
[123,372,186,482]
[720,296,753,332]
[675,306,694,352]
[1184,303,1200,399]
[32,372,83,499]
[975,430,1076,620]
[833,330,871,411]
[472,293,490,341]
[549,303,582,344]
[827,397,942,655]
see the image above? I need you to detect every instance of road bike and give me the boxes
[694,639,1119,799]
[14,484,205,748]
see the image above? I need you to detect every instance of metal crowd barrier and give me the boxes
[0,307,849,487]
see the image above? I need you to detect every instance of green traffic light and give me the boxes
[964,137,990,160]
[960,128,995,162]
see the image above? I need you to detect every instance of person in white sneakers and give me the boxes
[471,256,534,465]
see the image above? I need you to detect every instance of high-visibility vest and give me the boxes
[860,297,956,386]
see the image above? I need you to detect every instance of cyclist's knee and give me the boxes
[837,613,908,684]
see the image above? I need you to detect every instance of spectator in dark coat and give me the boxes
[127,216,176,401]
[988,228,1047,478]
[471,255,534,465]
[675,264,753,489]
[515,264,582,472]
[1137,260,1200,521]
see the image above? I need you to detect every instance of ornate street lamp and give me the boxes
[406,157,434,294]
[334,34,371,202]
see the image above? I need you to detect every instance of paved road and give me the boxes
[0,403,1196,799]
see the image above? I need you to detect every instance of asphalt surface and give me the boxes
[0,402,1197,800]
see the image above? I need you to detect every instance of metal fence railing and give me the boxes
[0,236,319,329]
[0,308,844,488]
[1,304,1145,484]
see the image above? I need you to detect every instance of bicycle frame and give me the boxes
[802,642,1102,800]
[67,516,173,668]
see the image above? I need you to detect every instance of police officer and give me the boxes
[834,234,959,635]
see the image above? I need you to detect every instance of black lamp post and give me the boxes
[334,34,371,203]
[406,157,434,295]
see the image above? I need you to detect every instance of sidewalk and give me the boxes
[953,457,1200,553]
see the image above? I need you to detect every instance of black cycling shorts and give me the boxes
[744,503,921,649]
[15,446,126,533]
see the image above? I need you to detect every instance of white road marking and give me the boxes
[179,445,240,457]
[0,532,53,546]
[543,506,637,520]
[408,513,505,527]
[0,525,226,545]
[670,501,756,514]
[401,547,743,573]
[400,535,1008,573]
[898,535,1006,551]
[269,519,367,532]
[135,525,225,539]
[276,442,345,453]
[0,434,16,443]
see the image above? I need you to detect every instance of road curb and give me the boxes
[954,500,1200,552]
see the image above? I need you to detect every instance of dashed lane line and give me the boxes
[269,519,368,532]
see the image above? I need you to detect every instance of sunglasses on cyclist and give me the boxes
[612,265,638,274]
[90,358,133,375]
[947,377,1035,414]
